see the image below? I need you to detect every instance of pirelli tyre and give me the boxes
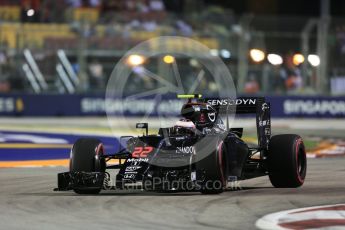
[267,134,307,188]
[70,138,106,194]
[196,136,227,194]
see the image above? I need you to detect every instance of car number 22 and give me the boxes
[131,146,153,158]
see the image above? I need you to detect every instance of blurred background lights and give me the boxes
[292,53,304,65]
[163,55,175,64]
[27,9,35,17]
[220,49,231,58]
[308,54,320,67]
[189,58,199,67]
[250,49,265,62]
[267,54,283,65]
[210,49,218,56]
[127,54,145,66]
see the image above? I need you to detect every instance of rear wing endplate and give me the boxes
[202,97,271,150]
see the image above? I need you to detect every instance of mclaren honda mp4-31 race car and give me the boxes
[55,95,307,194]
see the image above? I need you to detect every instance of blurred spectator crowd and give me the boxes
[0,0,180,23]
[0,0,343,96]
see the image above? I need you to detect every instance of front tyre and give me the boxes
[267,134,307,188]
[70,138,106,194]
[196,136,227,194]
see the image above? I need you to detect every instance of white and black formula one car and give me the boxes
[55,94,307,194]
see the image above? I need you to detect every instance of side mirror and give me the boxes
[136,123,148,136]
[230,128,243,138]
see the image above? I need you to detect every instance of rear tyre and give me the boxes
[267,134,307,188]
[70,138,105,194]
[196,136,227,194]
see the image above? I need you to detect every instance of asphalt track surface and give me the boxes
[1,157,344,230]
[0,117,344,229]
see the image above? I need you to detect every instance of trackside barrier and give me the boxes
[0,94,344,118]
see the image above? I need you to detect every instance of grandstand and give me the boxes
[0,0,343,103]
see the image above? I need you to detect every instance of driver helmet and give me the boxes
[180,102,217,128]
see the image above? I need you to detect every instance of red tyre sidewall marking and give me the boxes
[295,138,304,184]
[95,143,104,156]
[95,143,104,171]
[217,141,226,187]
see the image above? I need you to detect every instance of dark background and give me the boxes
[203,0,344,16]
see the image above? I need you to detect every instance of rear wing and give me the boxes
[203,97,265,114]
[202,97,271,150]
